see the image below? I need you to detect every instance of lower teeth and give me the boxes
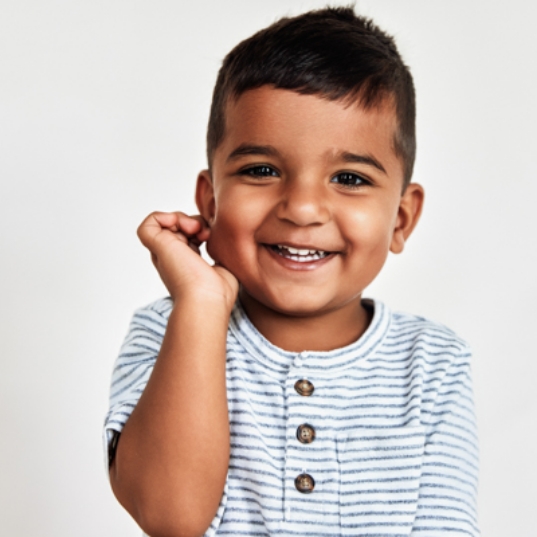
[289,255,320,262]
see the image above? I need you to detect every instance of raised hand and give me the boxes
[137,211,238,311]
[112,211,234,534]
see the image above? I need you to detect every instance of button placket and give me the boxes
[292,358,318,499]
[285,356,322,519]
[293,420,317,494]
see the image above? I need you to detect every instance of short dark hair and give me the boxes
[207,6,416,188]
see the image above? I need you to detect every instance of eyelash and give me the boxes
[330,172,370,189]
[239,165,279,178]
[238,166,370,188]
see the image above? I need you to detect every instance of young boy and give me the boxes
[104,7,479,537]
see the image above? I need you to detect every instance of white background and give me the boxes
[1,0,535,535]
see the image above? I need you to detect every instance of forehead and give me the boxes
[215,86,403,181]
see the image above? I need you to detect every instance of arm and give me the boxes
[411,345,479,536]
[109,212,238,537]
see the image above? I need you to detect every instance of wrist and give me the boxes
[171,289,236,318]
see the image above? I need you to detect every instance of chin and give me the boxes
[246,287,336,318]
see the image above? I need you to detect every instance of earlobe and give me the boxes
[195,170,216,224]
[390,183,425,254]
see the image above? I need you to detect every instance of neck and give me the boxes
[238,290,372,352]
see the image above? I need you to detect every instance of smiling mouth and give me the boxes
[268,244,331,262]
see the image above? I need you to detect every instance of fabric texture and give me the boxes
[104,297,479,536]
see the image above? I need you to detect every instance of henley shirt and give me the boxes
[104,297,479,536]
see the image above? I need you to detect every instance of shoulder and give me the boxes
[378,305,476,420]
[389,307,469,350]
[381,305,472,368]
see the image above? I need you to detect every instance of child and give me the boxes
[104,6,479,537]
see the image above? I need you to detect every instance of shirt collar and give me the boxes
[228,298,391,376]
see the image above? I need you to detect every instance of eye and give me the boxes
[239,165,279,178]
[330,172,370,188]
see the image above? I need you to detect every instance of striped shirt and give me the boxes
[104,297,479,536]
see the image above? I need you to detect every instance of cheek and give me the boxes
[207,186,273,256]
[341,204,396,254]
[205,218,231,266]
[205,192,235,263]
[205,231,220,264]
[205,198,252,268]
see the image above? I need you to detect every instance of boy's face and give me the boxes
[197,86,423,318]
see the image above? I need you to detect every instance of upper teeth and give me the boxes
[277,245,326,256]
[287,246,319,255]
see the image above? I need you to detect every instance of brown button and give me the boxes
[294,379,314,396]
[296,424,315,444]
[295,473,315,493]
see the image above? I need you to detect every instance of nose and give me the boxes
[275,176,330,226]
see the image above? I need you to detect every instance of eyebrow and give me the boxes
[340,151,387,175]
[227,144,279,162]
[226,144,387,175]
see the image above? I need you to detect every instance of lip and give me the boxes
[263,243,337,271]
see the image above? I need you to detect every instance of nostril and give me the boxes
[276,195,330,226]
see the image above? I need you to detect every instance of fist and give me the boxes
[137,211,238,309]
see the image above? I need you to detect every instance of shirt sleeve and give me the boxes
[103,297,173,470]
[102,297,229,537]
[411,343,480,536]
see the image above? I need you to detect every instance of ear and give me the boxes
[390,183,425,254]
[195,170,216,224]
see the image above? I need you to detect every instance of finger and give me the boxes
[151,211,185,231]
[195,219,211,243]
[174,213,206,236]
[138,212,181,247]
[178,214,211,245]
[138,211,202,250]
